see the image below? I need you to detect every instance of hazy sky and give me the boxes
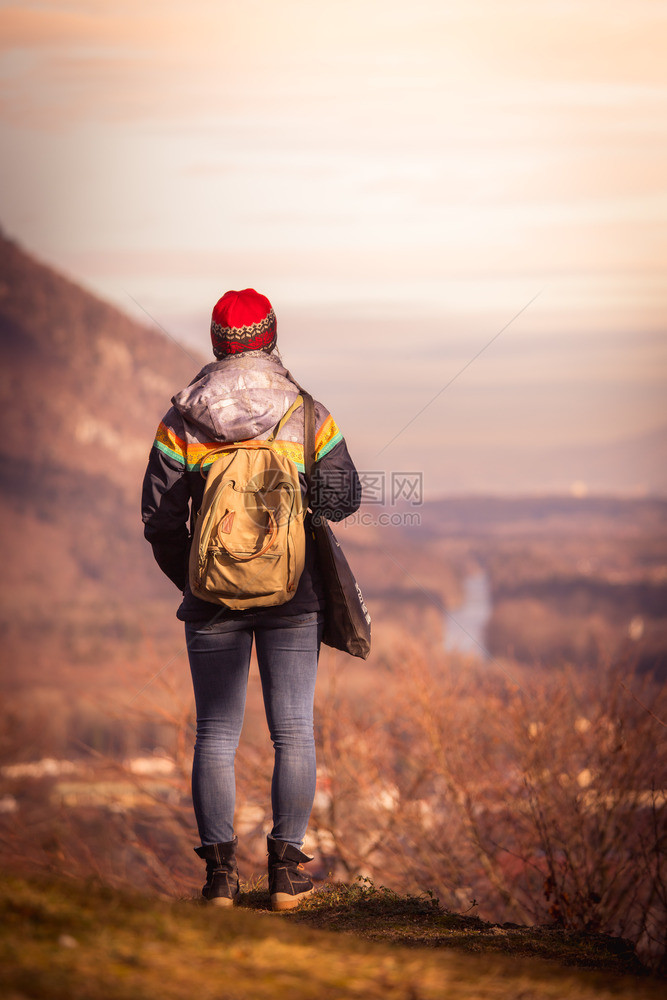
[1,1,666,494]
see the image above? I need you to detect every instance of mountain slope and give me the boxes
[0,229,204,607]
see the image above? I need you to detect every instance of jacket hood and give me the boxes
[171,351,301,442]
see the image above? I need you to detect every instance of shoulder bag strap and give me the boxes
[302,391,316,485]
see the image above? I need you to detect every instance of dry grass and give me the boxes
[1,872,664,1000]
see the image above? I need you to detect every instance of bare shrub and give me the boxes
[2,630,665,969]
[313,647,667,968]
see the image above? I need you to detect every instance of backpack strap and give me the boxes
[262,390,316,509]
[267,393,304,443]
[201,395,305,478]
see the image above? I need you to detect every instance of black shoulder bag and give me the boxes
[301,390,371,659]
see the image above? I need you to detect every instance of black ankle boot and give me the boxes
[194,837,240,907]
[267,836,314,912]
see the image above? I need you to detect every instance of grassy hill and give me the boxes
[1,873,663,1000]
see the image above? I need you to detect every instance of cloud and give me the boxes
[0,6,151,50]
[1,0,666,367]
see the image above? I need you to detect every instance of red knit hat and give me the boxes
[210,289,277,358]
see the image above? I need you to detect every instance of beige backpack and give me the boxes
[189,395,307,609]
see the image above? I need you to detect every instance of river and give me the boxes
[443,570,493,660]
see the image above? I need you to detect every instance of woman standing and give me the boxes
[141,289,360,909]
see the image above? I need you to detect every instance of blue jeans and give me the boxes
[185,611,324,850]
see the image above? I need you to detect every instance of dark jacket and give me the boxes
[141,351,361,621]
